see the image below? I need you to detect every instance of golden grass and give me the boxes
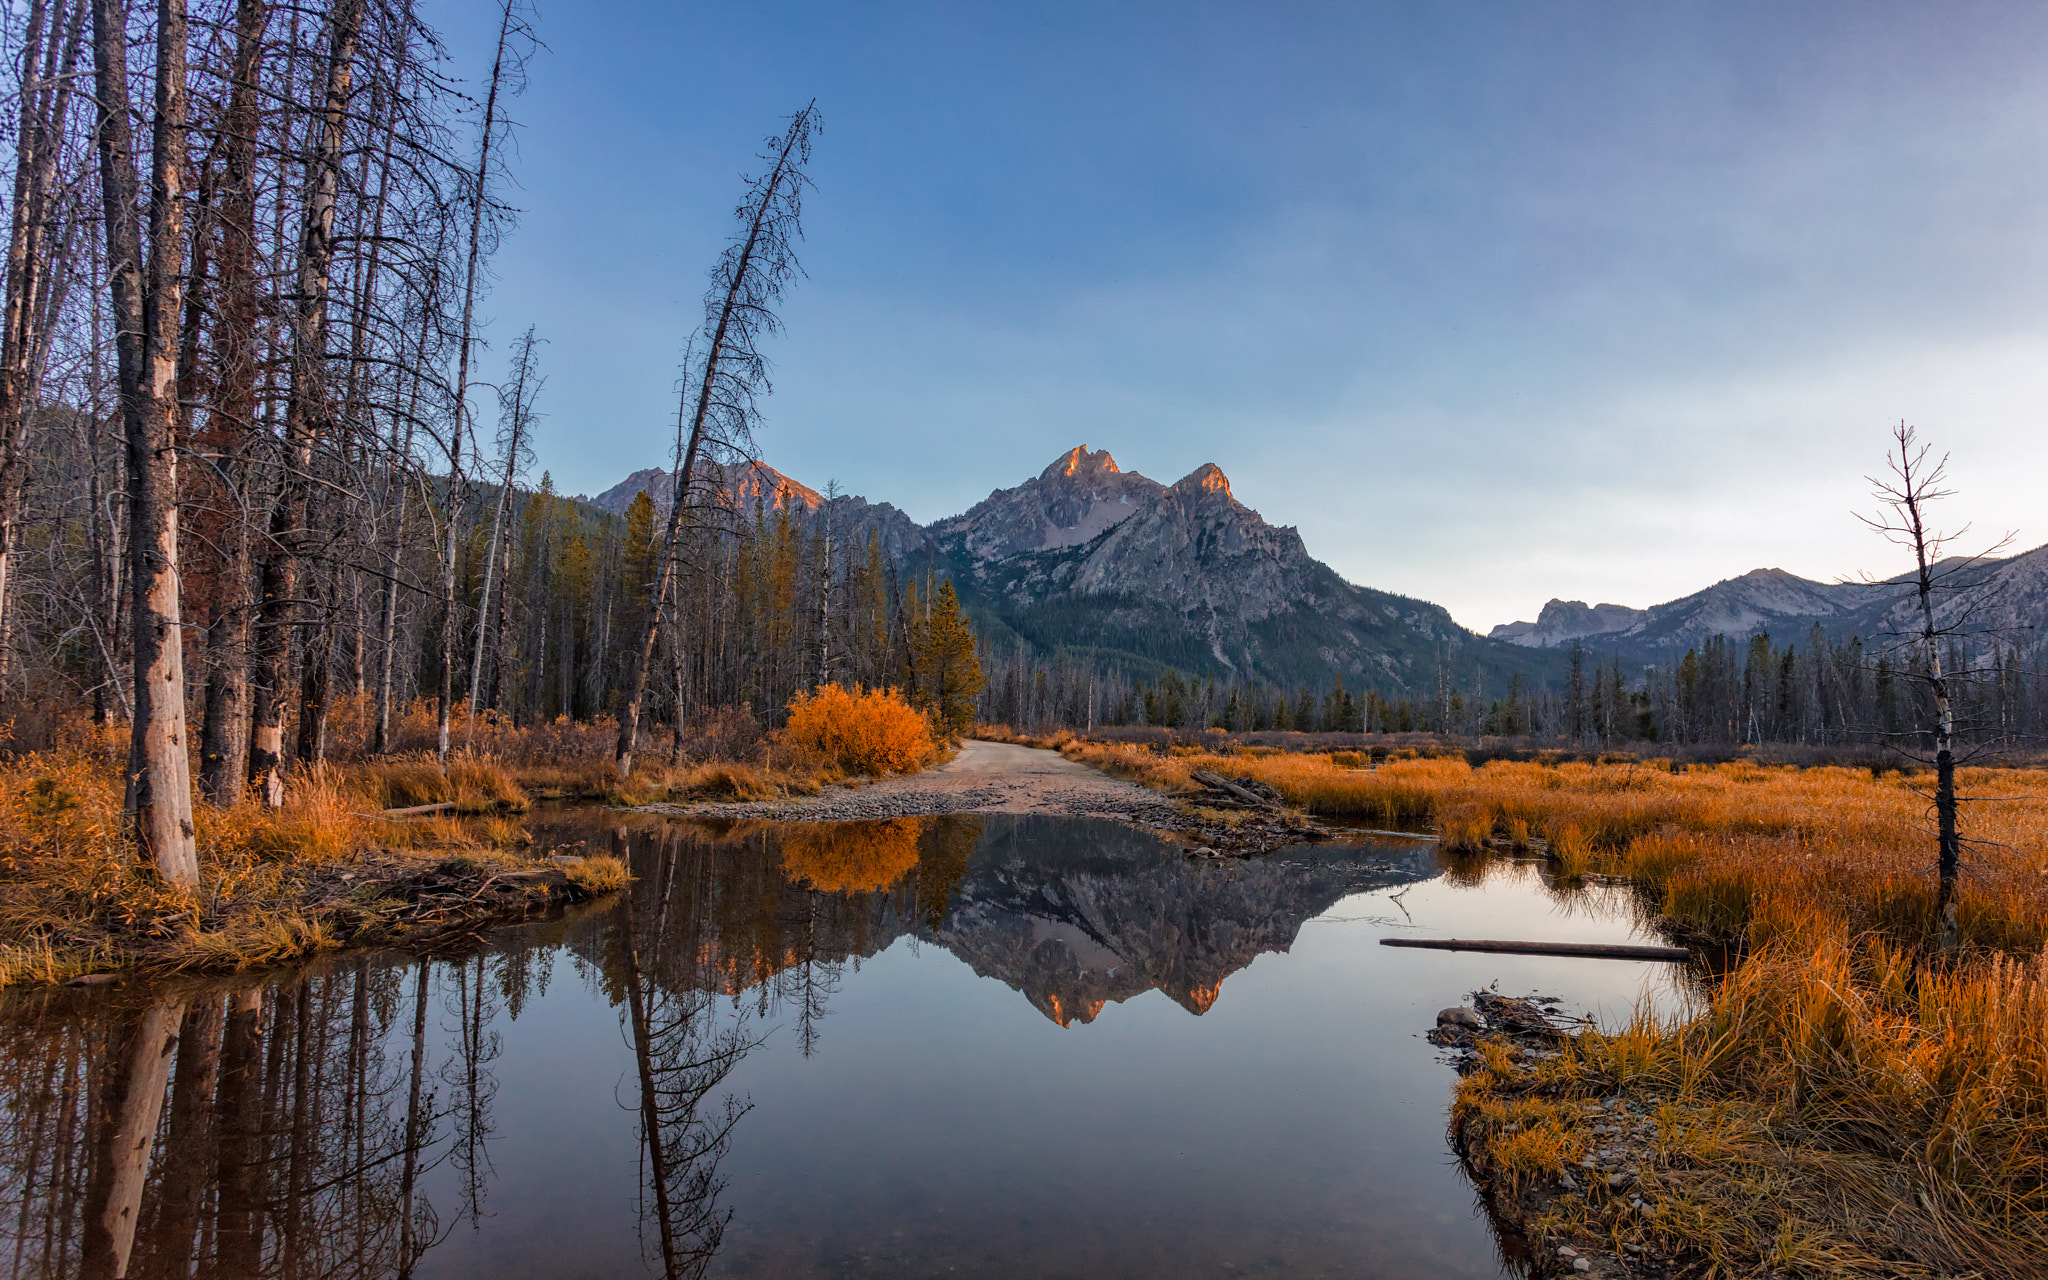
[0,743,545,987]
[352,752,529,813]
[1061,741,2048,954]
[1458,932,2048,1278]
[564,853,630,894]
[974,723,1077,751]
[1055,735,2048,1270]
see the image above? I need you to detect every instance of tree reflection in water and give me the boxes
[597,814,980,1272]
[0,813,990,1279]
[0,954,482,1279]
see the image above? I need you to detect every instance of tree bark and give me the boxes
[196,0,268,806]
[93,0,199,882]
[248,0,363,805]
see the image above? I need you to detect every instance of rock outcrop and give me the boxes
[585,459,928,563]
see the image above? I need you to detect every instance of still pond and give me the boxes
[1,812,1689,1279]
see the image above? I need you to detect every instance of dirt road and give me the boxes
[663,739,1185,825]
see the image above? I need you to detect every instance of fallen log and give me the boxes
[1380,937,1692,962]
[1191,770,1260,804]
[379,801,459,818]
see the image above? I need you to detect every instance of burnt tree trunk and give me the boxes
[249,0,362,805]
[196,0,268,805]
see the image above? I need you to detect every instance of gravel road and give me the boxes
[642,739,1184,824]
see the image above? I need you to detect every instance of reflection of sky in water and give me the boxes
[417,819,1680,1280]
[3,816,1694,1280]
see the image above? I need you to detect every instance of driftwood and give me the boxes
[1380,937,1692,962]
[378,800,458,818]
[1189,770,1286,810]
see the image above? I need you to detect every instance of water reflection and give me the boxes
[2,957,473,1280]
[0,815,1474,1280]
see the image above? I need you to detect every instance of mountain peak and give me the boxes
[1041,445,1121,482]
[1173,462,1233,498]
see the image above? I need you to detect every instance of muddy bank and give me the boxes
[1427,994,1687,1280]
[21,848,613,990]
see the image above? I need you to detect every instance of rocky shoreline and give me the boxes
[1430,994,1688,1280]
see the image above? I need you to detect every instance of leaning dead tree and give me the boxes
[1860,421,2015,945]
[614,102,818,775]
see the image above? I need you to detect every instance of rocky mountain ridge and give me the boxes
[584,458,927,562]
[587,444,1547,691]
[1493,548,2047,663]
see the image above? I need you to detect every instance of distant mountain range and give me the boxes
[583,447,2043,689]
[584,446,1556,693]
[1491,548,2047,665]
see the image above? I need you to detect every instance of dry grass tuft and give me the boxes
[565,853,630,894]
[1458,936,2048,1278]
[686,762,780,801]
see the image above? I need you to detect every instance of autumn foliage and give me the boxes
[782,684,935,776]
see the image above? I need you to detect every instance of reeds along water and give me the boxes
[1074,742,2048,1273]
[1062,743,2048,951]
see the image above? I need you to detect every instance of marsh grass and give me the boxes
[564,853,630,894]
[0,744,548,986]
[1055,735,2048,1271]
[1458,935,2048,1278]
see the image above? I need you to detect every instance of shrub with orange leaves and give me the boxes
[782,684,934,777]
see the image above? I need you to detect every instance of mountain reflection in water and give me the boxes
[0,815,1447,1279]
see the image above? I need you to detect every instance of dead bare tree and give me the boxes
[247,0,365,806]
[0,0,87,681]
[434,0,529,762]
[194,0,269,804]
[466,324,539,729]
[614,102,818,775]
[1860,421,2015,946]
[90,0,200,880]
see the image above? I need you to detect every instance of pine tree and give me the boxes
[622,490,656,620]
[914,579,984,736]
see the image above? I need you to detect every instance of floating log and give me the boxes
[379,800,458,818]
[1380,937,1692,962]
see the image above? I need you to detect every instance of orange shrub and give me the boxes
[782,684,934,776]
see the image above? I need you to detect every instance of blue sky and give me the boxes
[438,0,2048,630]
